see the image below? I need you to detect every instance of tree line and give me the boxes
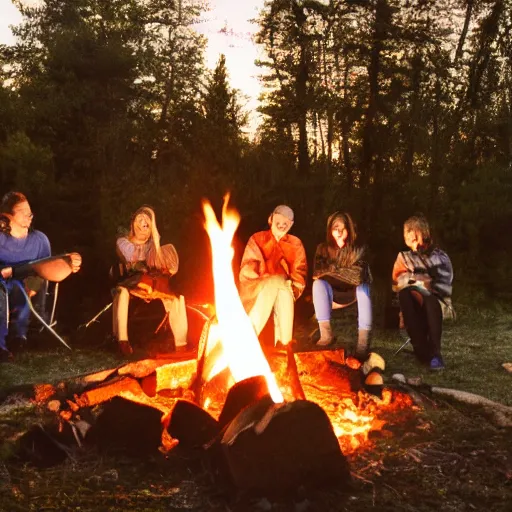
[1,0,511,311]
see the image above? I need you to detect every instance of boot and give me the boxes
[118,339,133,356]
[316,320,334,346]
[354,328,371,360]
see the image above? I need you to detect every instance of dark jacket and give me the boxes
[313,214,371,291]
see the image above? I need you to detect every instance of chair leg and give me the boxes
[80,302,113,330]
[393,337,411,357]
[49,282,59,327]
[13,281,72,350]
[154,312,170,335]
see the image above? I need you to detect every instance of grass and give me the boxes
[0,298,511,511]
[303,298,512,407]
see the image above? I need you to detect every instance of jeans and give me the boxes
[312,278,372,330]
[0,279,30,350]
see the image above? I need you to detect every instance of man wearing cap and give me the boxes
[239,205,307,346]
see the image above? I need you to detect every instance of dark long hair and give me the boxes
[1,191,28,215]
[0,191,29,235]
[326,211,357,248]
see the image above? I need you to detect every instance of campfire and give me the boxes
[24,196,415,495]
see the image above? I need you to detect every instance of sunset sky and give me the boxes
[0,0,265,129]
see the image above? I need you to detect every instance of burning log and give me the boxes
[218,376,270,429]
[284,343,306,400]
[118,356,195,379]
[212,397,351,496]
[74,376,144,408]
[292,350,361,396]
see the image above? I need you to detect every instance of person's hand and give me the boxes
[1,267,12,279]
[395,272,414,290]
[148,209,160,240]
[413,272,432,290]
[68,253,82,273]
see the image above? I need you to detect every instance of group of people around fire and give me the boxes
[0,191,453,371]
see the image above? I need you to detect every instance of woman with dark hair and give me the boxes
[312,212,372,358]
[392,214,453,370]
[112,206,187,355]
[0,192,51,361]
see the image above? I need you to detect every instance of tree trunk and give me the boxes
[340,58,353,191]
[404,55,422,179]
[429,75,441,213]
[453,0,474,65]
[294,2,310,175]
[362,0,388,221]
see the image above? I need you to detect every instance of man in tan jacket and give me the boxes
[239,205,307,346]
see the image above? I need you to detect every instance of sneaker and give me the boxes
[430,356,445,371]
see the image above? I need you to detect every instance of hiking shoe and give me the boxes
[430,356,445,371]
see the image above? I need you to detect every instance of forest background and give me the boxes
[1,0,511,326]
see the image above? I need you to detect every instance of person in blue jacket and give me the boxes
[0,192,52,361]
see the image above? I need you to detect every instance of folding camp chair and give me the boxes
[0,278,70,350]
[81,261,174,335]
[392,296,455,357]
[393,330,411,356]
[80,260,212,350]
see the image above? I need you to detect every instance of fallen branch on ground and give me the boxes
[430,387,512,428]
[391,374,512,428]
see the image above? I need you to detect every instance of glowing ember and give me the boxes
[202,196,283,403]
[307,387,415,453]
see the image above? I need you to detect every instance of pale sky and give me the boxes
[0,0,265,129]
[195,0,265,131]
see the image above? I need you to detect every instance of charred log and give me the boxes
[218,376,271,429]
[168,400,220,448]
[214,398,350,497]
[17,423,76,468]
[85,397,164,456]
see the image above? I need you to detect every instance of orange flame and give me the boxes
[202,196,283,403]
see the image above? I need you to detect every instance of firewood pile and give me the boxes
[7,341,417,498]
